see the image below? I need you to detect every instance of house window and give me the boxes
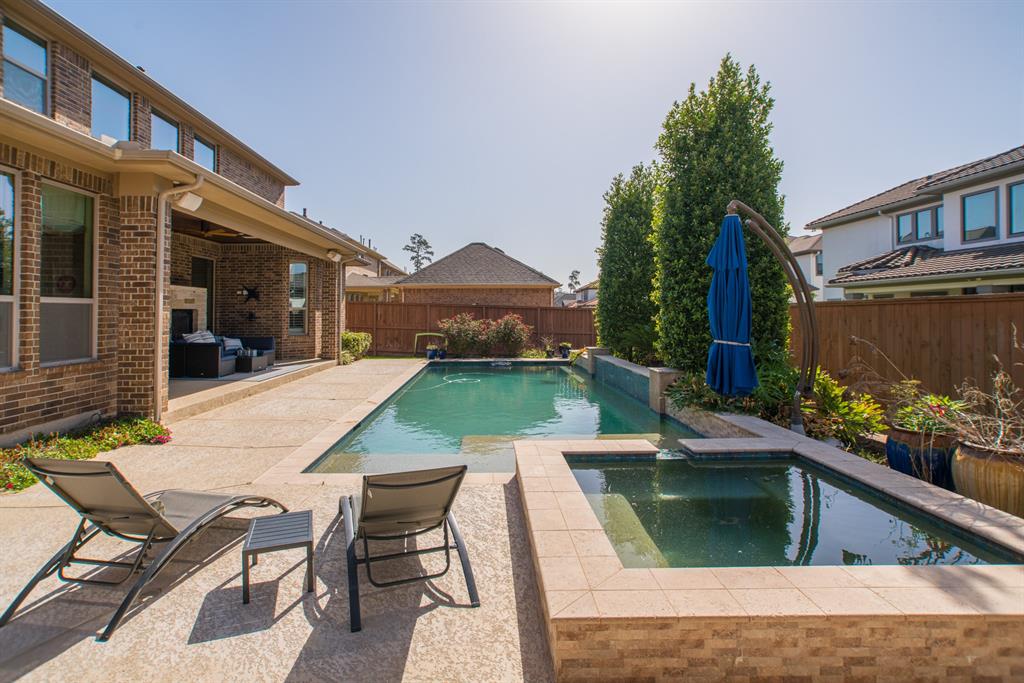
[40,183,95,364]
[962,188,998,242]
[896,214,913,243]
[936,205,944,237]
[90,75,131,143]
[915,208,933,240]
[1010,182,1024,236]
[288,262,307,335]
[194,136,216,172]
[150,110,180,152]
[2,21,47,114]
[0,171,15,368]
[814,252,823,276]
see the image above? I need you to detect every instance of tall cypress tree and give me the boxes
[652,54,789,373]
[595,164,658,365]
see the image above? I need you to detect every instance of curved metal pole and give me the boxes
[726,199,820,433]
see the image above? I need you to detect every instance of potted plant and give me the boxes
[541,336,555,359]
[941,368,1024,517]
[437,347,447,360]
[425,344,438,360]
[558,342,572,359]
[885,393,962,490]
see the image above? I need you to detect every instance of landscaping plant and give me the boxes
[1,418,172,492]
[437,313,485,357]
[488,314,533,357]
[802,369,886,449]
[595,163,659,366]
[341,331,372,364]
[651,54,789,373]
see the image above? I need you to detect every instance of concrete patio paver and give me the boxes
[0,359,553,682]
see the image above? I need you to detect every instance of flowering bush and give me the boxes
[437,313,485,357]
[488,314,533,356]
[436,313,533,357]
[0,418,172,492]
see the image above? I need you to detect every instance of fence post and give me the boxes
[372,303,379,355]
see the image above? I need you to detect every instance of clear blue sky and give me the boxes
[48,0,1023,285]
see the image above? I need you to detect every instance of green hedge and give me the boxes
[595,164,659,366]
[341,331,372,364]
[651,54,790,373]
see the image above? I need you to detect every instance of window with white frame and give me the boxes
[1010,182,1024,237]
[962,188,998,242]
[40,183,95,364]
[288,262,307,335]
[0,171,15,368]
[90,75,131,143]
[2,21,47,114]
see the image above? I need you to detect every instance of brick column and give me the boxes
[51,43,91,136]
[118,195,168,416]
[17,172,41,371]
[320,259,340,360]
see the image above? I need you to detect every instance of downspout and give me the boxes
[154,175,205,422]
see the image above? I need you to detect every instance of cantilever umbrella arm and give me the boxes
[726,200,820,434]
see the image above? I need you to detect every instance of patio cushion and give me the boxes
[183,330,215,344]
[223,337,244,354]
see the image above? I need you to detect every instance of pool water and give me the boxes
[569,457,1020,567]
[310,364,699,473]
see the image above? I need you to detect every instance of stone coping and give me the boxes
[514,438,1024,627]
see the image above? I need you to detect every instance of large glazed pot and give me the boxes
[885,427,957,490]
[952,443,1024,518]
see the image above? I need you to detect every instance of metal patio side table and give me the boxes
[242,510,314,604]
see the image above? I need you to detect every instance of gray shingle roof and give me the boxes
[829,242,1024,286]
[806,144,1023,229]
[397,243,559,287]
[346,273,404,288]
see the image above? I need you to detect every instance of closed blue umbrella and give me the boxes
[706,214,759,396]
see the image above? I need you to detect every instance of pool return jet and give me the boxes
[704,200,819,434]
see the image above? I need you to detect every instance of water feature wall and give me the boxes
[593,354,650,405]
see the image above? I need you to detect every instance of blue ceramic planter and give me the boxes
[885,428,957,491]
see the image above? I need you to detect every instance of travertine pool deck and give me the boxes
[0,359,552,683]
[514,438,1024,680]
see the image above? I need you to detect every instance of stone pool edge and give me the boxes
[513,437,1024,680]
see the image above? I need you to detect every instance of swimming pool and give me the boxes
[569,455,1021,566]
[308,363,700,473]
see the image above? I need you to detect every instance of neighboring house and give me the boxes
[0,0,372,443]
[335,235,406,303]
[553,291,576,307]
[395,242,559,306]
[808,144,1024,300]
[568,280,598,308]
[785,233,823,298]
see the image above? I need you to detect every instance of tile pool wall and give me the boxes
[515,439,1024,680]
[593,355,649,405]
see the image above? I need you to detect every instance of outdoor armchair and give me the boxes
[0,458,287,641]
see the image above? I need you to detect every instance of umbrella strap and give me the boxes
[712,339,751,347]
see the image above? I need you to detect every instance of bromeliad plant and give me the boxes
[892,393,963,434]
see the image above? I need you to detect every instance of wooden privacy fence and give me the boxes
[346,302,597,355]
[790,293,1024,398]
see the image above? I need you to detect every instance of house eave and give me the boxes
[831,267,1024,289]
[916,160,1024,194]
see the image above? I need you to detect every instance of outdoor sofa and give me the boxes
[169,335,276,378]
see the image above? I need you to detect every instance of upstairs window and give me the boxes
[288,262,307,335]
[936,205,944,237]
[814,251,823,276]
[915,208,933,240]
[194,135,216,172]
[962,188,998,242]
[150,110,179,152]
[1010,182,1024,237]
[896,214,913,243]
[2,21,47,114]
[40,183,95,364]
[90,75,131,143]
[0,171,15,368]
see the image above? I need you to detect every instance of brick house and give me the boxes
[395,242,559,306]
[0,0,371,444]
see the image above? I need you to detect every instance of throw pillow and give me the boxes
[183,330,216,344]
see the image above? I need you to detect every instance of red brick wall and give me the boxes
[171,235,339,362]
[50,43,91,135]
[401,287,555,307]
[217,147,286,207]
[0,141,119,437]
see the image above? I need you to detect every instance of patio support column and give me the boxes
[320,259,341,360]
[117,193,169,417]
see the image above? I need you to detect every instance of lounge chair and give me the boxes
[0,458,286,641]
[339,465,480,632]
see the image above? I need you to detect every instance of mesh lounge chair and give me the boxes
[0,458,286,641]
[339,465,480,632]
